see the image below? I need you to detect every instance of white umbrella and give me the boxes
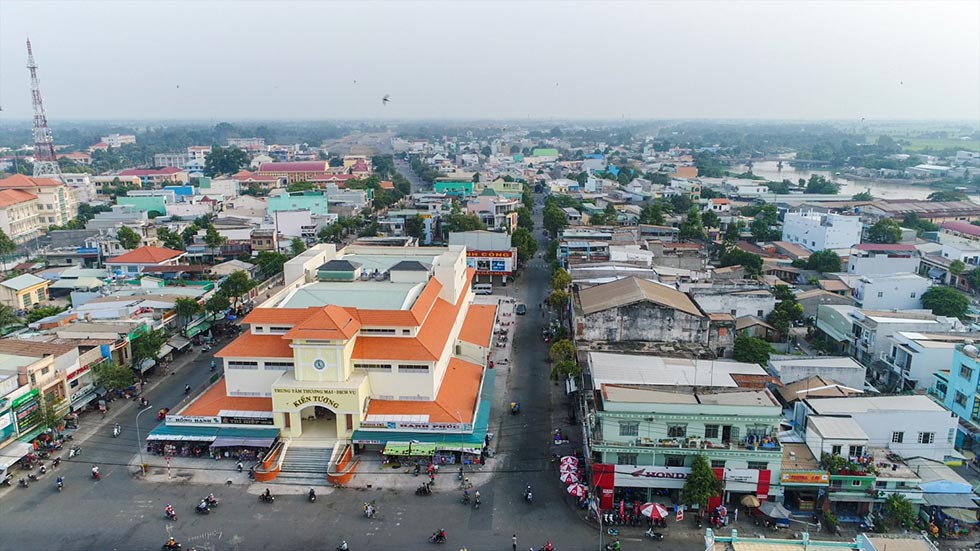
[640,502,669,520]
[559,471,579,484]
[566,483,587,497]
[559,462,578,473]
[560,456,579,466]
[759,501,792,520]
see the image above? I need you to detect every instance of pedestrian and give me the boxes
[512,534,517,551]
[733,507,738,523]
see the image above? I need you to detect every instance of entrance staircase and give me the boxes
[275,446,333,486]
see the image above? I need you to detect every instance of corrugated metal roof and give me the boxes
[578,276,703,317]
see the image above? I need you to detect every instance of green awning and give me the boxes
[383,442,437,456]
[185,322,212,338]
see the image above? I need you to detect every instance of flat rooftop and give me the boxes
[781,443,820,471]
[280,280,425,310]
[807,395,949,414]
[589,351,768,388]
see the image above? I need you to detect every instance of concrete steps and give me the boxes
[276,446,332,485]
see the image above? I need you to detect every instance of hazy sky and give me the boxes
[1,0,978,121]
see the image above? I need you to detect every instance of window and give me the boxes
[618,453,637,465]
[355,363,392,371]
[41,367,50,375]
[757,310,764,317]
[263,361,294,369]
[747,461,767,470]
[876,291,884,298]
[960,364,974,380]
[876,481,887,488]
[918,432,935,444]
[891,432,904,444]
[848,445,864,457]
[910,292,916,298]
[704,425,719,439]
[949,428,956,444]
[667,424,687,438]
[619,422,639,437]
[852,480,863,487]
[730,309,737,316]
[955,391,968,407]
[398,364,430,372]
[710,460,726,469]
[665,455,685,467]
[361,328,397,335]
[269,326,291,333]
[831,445,842,456]
[227,361,258,369]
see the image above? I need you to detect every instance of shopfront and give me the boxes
[12,389,42,441]
[779,471,830,514]
[147,423,279,461]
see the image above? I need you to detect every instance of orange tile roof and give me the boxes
[0,174,63,188]
[365,358,483,423]
[180,379,272,416]
[107,245,184,264]
[0,189,38,207]
[354,277,442,327]
[459,304,497,347]
[215,332,293,358]
[241,308,315,325]
[284,305,361,340]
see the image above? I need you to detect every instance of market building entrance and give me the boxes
[299,405,339,440]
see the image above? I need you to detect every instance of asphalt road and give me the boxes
[0,201,708,551]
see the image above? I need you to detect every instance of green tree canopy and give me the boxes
[290,237,307,256]
[805,174,838,194]
[26,305,67,323]
[701,209,721,229]
[219,270,257,310]
[733,335,775,365]
[851,191,874,201]
[921,286,970,319]
[749,204,780,242]
[548,289,570,318]
[680,454,723,509]
[883,494,916,529]
[551,268,571,291]
[723,221,744,244]
[116,226,142,250]
[130,328,168,371]
[866,219,902,244]
[949,259,966,277]
[511,228,537,264]
[806,250,842,273]
[549,339,576,363]
[156,227,186,251]
[719,247,763,278]
[204,293,230,320]
[550,359,581,381]
[405,216,426,239]
[543,204,569,236]
[638,201,666,226]
[203,224,226,257]
[516,207,534,231]
[0,228,16,271]
[204,146,250,177]
[174,297,202,335]
[91,360,136,393]
[767,296,804,341]
[678,207,705,240]
[0,303,23,335]
[255,251,289,279]
[927,190,968,202]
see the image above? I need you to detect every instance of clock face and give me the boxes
[313,359,326,371]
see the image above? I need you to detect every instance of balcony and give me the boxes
[821,452,878,476]
[591,436,781,456]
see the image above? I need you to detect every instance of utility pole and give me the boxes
[26,39,64,182]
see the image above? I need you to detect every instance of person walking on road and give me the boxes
[512,534,517,551]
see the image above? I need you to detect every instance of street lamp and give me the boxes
[135,405,154,475]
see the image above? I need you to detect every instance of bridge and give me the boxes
[728,158,833,167]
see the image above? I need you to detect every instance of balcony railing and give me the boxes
[593,436,781,453]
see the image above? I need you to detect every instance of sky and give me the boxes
[0,0,978,122]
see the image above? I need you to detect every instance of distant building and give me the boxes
[847,243,920,276]
[934,343,980,450]
[0,273,50,310]
[105,246,186,276]
[117,167,190,187]
[882,331,980,392]
[100,133,136,148]
[0,174,78,228]
[0,189,40,244]
[257,161,330,184]
[782,211,862,251]
[852,273,932,311]
[767,355,866,390]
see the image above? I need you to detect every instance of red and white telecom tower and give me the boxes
[26,38,63,181]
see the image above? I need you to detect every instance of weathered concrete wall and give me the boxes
[579,302,704,343]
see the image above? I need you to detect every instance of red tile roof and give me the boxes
[459,304,497,347]
[0,174,63,188]
[215,332,294,359]
[942,221,980,238]
[258,161,329,173]
[241,308,315,325]
[365,358,483,423]
[107,245,185,264]
[855,243,917,252]
[0,189,38,207]
[118,167,183,176]
[180,379,273,416]
[284,305,361,340]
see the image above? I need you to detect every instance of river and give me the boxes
[729,160,980,202]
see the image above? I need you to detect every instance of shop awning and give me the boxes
[944,508,978,523]
[137,358,156,373]
[156,345,174,359]
[0,442,33,470]
[148,425,279,444]
[169,335,191,351]
[70,390,99,411]
[210,436,277,449]
[186,322,212,338]
[923,493,980,509]
[383,442,438,456]
[148,424,220,442]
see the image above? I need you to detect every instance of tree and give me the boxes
[678,207,705,240]
[516,207,534,231]
[750,204,780,242]
[543,205,569,236]
[733,335,775,365]
[639,202,665,226]
[156,227,186,251]
[550,360,581,381]
[204,146,249,177]
[405,216,426,239]
[806,250,842,273]
[680,454,723,509]
[91,360,136,393]
[174,297,202,336]
[548,290,570,318]
[287,181,315,192]
[511,228,537,264]
[471,173,480,183]
[805,174,838,194]
[772,284,795,302]
[883,494,916,529]
[219,270,257,311]
[724,221,744,244]
[443,209,486,235]
[0,228,16,272]
[949,259,967,277]
[26,305,67,323]
[203,224,226,260]
[204,293,230,320]
[719,247,763,278]
[549,339,577,363]
[866,219,902,244]
[290,237,307,256]
[701,209,721,229]
[328,156,344,168]
[669,194,692,213]
[38,394,66,432]
[965,268,980,291]
[0,303,22,335]
[129,328,168,372]
[921,286,970,319]
[767,297,803,341]
[551,268,571,291]
[927,190,968,202]
[851,191,874,201]
[116,226,142,250]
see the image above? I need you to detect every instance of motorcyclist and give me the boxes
[56,476,64,490]
[91,465,100,479]
[462,489,470,503]
[165,537,179,550]
[309,488,316,500]
[210,360,216,371]
[474,490,481,502]
[544,542,554,551]
[197,498,209,512]
[434,529,446,542]
[207,493,217,506]
[184,384,191,394]
[165,504,176,519]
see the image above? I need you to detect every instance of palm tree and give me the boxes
[173,297,202,336]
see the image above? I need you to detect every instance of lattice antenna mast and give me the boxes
[27,38,63,180]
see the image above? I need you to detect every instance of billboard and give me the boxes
[465,249,516,275]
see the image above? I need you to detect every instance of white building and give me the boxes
[60,173,97,204]
[847,308,962,368]
[847,244,920,276]
[101,134,136,148]
[690,287,776,319]
[767,355,867,391]
[884,332,980,391]
[782,211,863,252]
[796,396,958,462]
[852,273,932,311]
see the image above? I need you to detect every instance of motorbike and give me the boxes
[1,473,12,486]
[309,488,316,502]
[415,483,432,496]
[645,528,665,541]
[473,496,481,510]
[205,495,218,508]
[184,384,191,395]
[27,473,39,482]
[428,531,447,544]
[69,445,80,459]
[195,502,210,515]
[91,469,100,481]
[260,492,275,503]
[336,541,349,551]
[19,478,29,488]
[52,457,61,467]
[165,509,178,521]
[162,541,182,551]
[461,493,471,505]
[112,424,121,438]
[363,503,376,518]
[524,486,533,503]
[56,477,64,492]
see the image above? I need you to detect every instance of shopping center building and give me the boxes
[151,244,497,477]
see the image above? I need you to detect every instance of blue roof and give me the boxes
[584,154,604,159]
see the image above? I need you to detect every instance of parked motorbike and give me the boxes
[1,473,12,486]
